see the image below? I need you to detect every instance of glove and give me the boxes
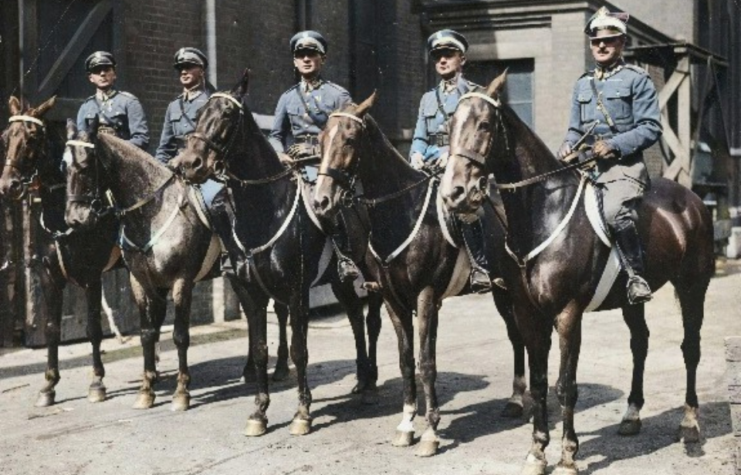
[411,152,425,169]
[423,145,441,163]
[593,140,618,160]
[287,143,315,159]
[557,142,573,160]
[278,153,295,166]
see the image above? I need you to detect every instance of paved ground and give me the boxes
[1,260,740,475]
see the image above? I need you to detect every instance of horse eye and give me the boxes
[477,121,490,130]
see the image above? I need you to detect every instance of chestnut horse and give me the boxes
[441,72,713,475]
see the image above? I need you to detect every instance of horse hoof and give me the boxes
[553,464,578,475]
[679,424,701,443]
[35,391,56,407]
[521,459,547,475]
[132,391,155,409]
[391,430,414,447]
[289,418,312,436]
[618,418,642,436]
[501,401,524,418]
[244,419,267,437]
[272,365,290,382]
[87,386,107,403]
[414,439,439,457]
[171,394,191,412]
[360,389,379,405]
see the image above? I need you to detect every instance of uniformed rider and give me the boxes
[269,30,360,283]
[77,51,149,149]
[411,29,495,294]
[557,7,662,304]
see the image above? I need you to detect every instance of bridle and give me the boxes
[65,139,111,217]
[4,115,47,189]
[321,112,438,208]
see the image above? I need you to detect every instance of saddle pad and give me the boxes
[300,180,326,234]
[310,238,334,288]
[195,234,222,282]
[102,246,122,272]
[584,182,620,311]
[187,185,212,231]
[436,188,459,248]
[441,248,471,300]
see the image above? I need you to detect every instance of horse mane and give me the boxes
[499,101,563,171]
[98,133,171,178]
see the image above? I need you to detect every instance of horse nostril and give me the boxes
[192,157,202,171]
[9,180,21,191]
[314,195,330,213]
[450,186,465,202]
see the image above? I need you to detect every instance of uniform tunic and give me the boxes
[155,86,211,163]
[410,75,480,161]
[563,61,662,230]
[77,89,149,150]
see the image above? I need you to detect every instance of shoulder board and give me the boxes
[579,71,593,79]
[119,91,138,99]
[283,84,300,95]
[624,64,648,75]
[324,81,348,93]
[84,95,96,102]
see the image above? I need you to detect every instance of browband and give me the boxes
[9,115,45,128]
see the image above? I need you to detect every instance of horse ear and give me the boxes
[486,69,508,98]
[66,118,77,140]
[232,69,250,98]
[8,96,21,115]
[30,95,57,117]
[354,90,377,118]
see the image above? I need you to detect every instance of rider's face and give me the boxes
[432,49,466,81]
[178,64,204,89]
[88,66,117,91]
[590,30,626,67]
[293,50,325,78]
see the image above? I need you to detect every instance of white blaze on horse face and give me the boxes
[62,148,73,168]
[317,123,341,199]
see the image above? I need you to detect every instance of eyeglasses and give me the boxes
[431,50,458,62]
[89,66,113,75]
[590,36,622,46]
[294,50,320,59]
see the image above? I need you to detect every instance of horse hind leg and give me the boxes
[617,303,649,436]
[365,292,383,404]
[492,289,527,418]
[171,280,194,411]
[415,288,442,457]
[674,278,708,443]
[271,302,290,382]
[35,259,65,407]
[132,280,167,410]
[85,280,107,402]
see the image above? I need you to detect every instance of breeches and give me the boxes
[598,178,646,233]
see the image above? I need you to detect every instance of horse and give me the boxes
[0,96,121,407]
[312,94,526,456]
[440,72,714,475]
[174,70,383,436]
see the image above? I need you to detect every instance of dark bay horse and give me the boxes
[312,95,526,457]
[0,97,120,406]
[441,72,714,475]
[64,117,236,411]
[175,72,383,436]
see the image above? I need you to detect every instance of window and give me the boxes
[465,59,534,129]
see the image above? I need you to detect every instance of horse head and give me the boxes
[0,95,57,200]
[441,71,509,215]
[176,70,249,184]
[314,92,377,220]
[64,116,108,230]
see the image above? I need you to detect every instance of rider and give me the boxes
[410,29,496,294]
[77,51,149,150]
[557,7,662,304]
[268,30,360,283]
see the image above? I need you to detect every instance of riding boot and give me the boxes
[614,223,652,305]
[332,214,360,283]
[461,219,494,293]
[209,189,250,281]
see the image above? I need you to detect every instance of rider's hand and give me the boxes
[278,153,295,166]
[593,140,618,160]
[557,142,573,160]
[411,152,425,169]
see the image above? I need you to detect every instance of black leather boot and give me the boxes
[209,189,250,281]
[614,223,652,305]
[331,213,360,283]
[462,219,493,293]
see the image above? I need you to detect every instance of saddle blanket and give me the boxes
[584,182,621,312]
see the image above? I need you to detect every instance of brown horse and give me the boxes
[0,97,120,406]
[313,95,527,457]
[440,72,713,475]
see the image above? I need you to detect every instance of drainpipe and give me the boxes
[205,0,217,88]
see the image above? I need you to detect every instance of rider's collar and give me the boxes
[594,59,625,80]
[182,82,205,101]
[301,76,323,93]
[440,73,463,94]
[96,89,118,102]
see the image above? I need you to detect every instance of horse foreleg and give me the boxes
[131,278,165,409]
[519,307,553,475]
[386,299,417,448]
[618,303,648,436]
[85,280,107,403]
[171,279,194,411]
[272,302,290,382]
[492,288,527,418]
[35,257,64,407]
[330,277,375,400]
[288,291,313,436]
[366,293,383,400]
[553,308,583,475]
[415,287,441,457]
[676,280,708,443]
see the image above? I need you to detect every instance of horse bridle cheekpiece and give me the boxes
[188,92,244,177]
[64,139,111,216]
[449,92,502,168]
[321,112,366,207]
[5,115,47,184]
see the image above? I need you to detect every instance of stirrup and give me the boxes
[221,253,249,281]
[338,258,360,283]
[470,268,492,294]
[492,277,508,290]
[627,276,652,305]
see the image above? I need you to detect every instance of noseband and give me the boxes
[65,139,112,217]
[187,92,245,178]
